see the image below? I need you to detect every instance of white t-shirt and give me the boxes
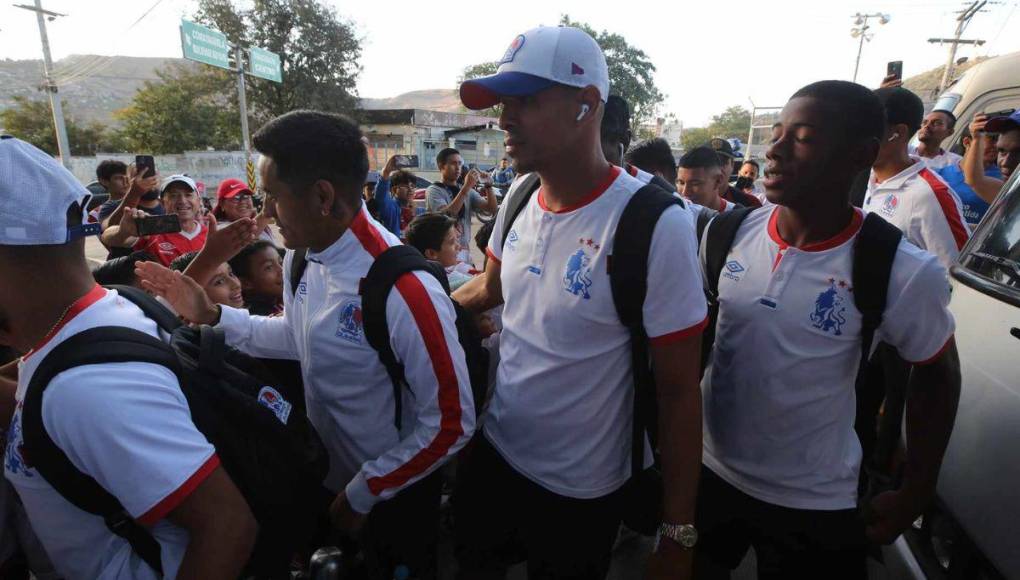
[863,161,970,271]
[484,165,708,499]
[701,206,955,510]
[4,287,218,580]
[909,145,963,170]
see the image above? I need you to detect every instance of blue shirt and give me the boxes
[936,163,1002,227]
[372,178,403,237]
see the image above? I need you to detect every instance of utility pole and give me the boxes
[15,1,72,167]
[234,46,252,175]
[850,12,891,83]
[930,0,988,93]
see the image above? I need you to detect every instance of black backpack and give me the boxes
[289,246,490,427]
[21,286,330,578]
[498,175,693,535]
[701,208,905,496]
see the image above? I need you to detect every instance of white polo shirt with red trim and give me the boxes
[701,206,955,510]
[4,286,218,580]
[863,161,969,270]
[484,165,708,499]
[625,163,655,184]
[216,204,474,514]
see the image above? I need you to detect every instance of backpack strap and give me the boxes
[649,174,677,193]
[608,183,684,477]
[700,206,755,372]
[851,212,903,467]
[22,326,182,578]
[360,245,449,430]
[695,207,718,245]
[107,285,182,333]
[498,173,542,251]
[289,248,309,298]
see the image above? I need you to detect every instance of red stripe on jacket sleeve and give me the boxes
[366,273,464,495]
[349,207,391,258]
[919,168,969,251]
[137,454,220,526]
[908,336,954,366]
[485,248,502,264]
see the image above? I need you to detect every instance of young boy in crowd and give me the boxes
[229,241,285,316]
[404,213,473,291]
[169,251,245,310]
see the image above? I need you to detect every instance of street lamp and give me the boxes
[851,12,891,83]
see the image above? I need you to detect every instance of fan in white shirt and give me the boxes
[676,146,738,213]
[909,109,963,170]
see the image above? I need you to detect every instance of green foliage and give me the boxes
[195,0,362,126]
[0,96,115,156]
[680,105,752,151]
[559,15,665,126]
[114,64,240,154]
[459,62,498,83]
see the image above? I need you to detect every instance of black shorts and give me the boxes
[694,466,868,580]
[453,435,625,580]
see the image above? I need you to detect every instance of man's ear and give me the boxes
[423,248,440,261]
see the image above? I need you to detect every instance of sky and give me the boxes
[2,0,1019,127]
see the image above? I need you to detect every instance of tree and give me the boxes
[114,63,241,154]
[195,0,362,126]
[0,96,114,156]
[679,105,752,151]
[458,62,500,117]
[559,15,665,126]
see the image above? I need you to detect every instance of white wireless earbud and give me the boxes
[887,132,900,142]
[576,104,591,122]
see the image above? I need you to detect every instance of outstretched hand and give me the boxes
[135,261,220,325]
[205,214,259,264]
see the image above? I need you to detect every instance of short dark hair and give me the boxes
[602,95,632,146]
[791,81,886,146]
[228,240,278,281]
[91,251,155,286]
[931,109,957,130]
[678,146,723,170]
[390,169,417,188]
[252,110,369,207]
[405,212,456,255]
[169,251,199,273]
[741,159,760,171]
[475,219,495,254]
[874,87,924,137]
[436,148,460,168]
[625,138,677,181]
[96,159,127,182]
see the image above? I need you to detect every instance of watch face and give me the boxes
[679,525,699,548]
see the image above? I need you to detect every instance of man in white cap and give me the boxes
[102,174,209,266]
[454,26,705,579]
[0,136,255,579]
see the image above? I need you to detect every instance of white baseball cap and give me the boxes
[460,26,609,111]
[160,174,198,195]
[0,136,96,246]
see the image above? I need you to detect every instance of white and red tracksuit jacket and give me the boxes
[216,205,475,513]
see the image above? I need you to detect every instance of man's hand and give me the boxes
[464,168,480,191]
[205,214,258,265]
[970,113,990,136]
[329,490,367,535]
[879,74,903,89]
[382,155,398,180]
[254,205,273,233]
[119,208,141,239]
[865,487,932,545]
[135,261,221,325]
[646,539,693,580]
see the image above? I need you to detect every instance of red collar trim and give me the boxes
[23,285,106,361]
[716,196,728,213]
[767,208,863,252]
[537,165,621,214]
[626,164,638,177]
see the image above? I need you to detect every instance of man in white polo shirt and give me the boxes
[455,26,706,579]
[0,137,256,580]
[695,82,962,579]
[863,87,969,271]
[910,109,962,170]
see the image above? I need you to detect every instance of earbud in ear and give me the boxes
[887,133,900,142]
[576,104,591,122]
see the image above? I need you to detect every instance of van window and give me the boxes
[934,93,962,115]
[960,174,1020,291]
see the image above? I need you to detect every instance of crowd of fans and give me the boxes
[2,21,1020,580]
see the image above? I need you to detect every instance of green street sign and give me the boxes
[248,47,283,83]
[180,19,230,70]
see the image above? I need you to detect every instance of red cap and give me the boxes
[217,178,251,200]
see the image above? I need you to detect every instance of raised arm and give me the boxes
[963,114,1006,204]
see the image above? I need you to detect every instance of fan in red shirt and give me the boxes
[101,175,208,267]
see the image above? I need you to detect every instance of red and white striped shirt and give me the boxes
[863,161,969,271]
[216,204,474,513]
